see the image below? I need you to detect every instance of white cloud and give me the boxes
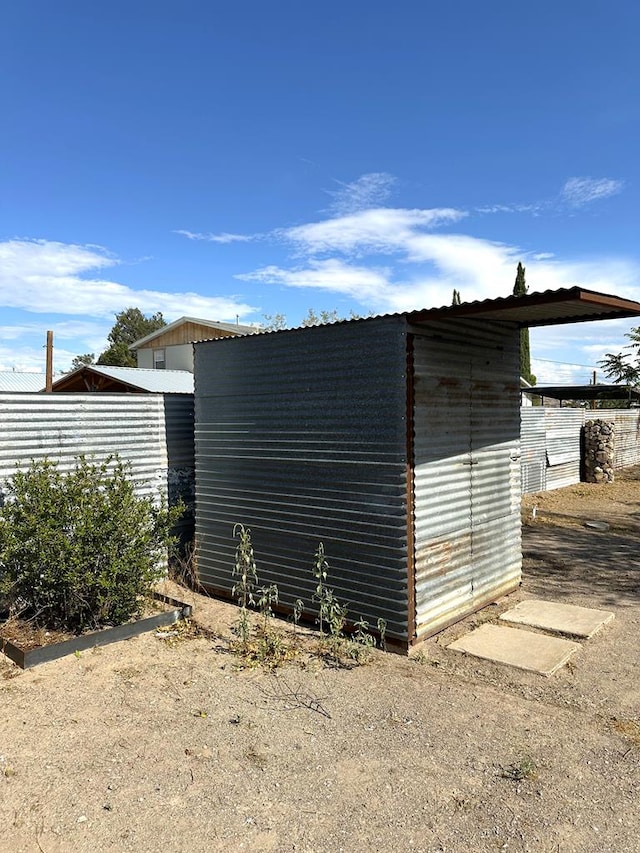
[237,258,394,304]
[325,172,396,215]
[174,229,254,243]
[561,177,623,207]
[281,207,467,258]
[0,239,257,321]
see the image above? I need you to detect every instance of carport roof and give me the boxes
[525,384,640,402]
[409,286,640,327]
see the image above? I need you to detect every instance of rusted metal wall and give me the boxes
[412,320,522,640]
[0,394,194,534]
[194,318,411,640]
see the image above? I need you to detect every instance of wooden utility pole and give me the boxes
[45,331,53,392]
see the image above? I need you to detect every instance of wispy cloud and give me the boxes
[325,172,397,215]
[281,207,467,258]
[561,176,623,207]
[475,203,544,215]
[237,258,395,304]
[174,229,254,243]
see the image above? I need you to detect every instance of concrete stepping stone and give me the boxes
[447,623,580,676]
[499,599,614,639]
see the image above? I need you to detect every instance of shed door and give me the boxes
[412,322,521,640]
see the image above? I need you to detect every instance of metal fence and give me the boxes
[0,393,194,539]
[520,407,640,494]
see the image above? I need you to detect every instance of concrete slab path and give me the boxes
[499,599,614,639]
[447,623,581,676]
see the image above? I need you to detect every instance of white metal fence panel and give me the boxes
[0,393,169,502]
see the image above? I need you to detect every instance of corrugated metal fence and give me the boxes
[0,393,194,539]
[521,407,640,494]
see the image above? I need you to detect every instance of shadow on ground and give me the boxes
[523,524,640,608]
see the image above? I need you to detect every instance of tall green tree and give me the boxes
[95,308,166,367]
[513,263,536,385]
[71,353,95,370]
[451,289,461,305]
[599,327,640,385]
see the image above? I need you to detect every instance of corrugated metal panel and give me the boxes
[520,408,546,493]
[520,408,585,493]
[412,320,521,640]
[0,373,46,393]
[0,393,168,502]
[544,409,584,490]
[52,366,194,394]
[195,317,410,640]
[609,411,640,469]
[163,394,196,541]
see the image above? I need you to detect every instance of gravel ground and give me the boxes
[1,470,639,853]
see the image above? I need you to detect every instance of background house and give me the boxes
[130,317,256,372]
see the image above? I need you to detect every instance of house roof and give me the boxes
[525,384,640,403]
[0,372,47,392]
[51,365,194,394]
[409,286,640,328]
[129,316,257,350]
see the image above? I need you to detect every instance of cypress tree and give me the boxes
[513,263,536,384]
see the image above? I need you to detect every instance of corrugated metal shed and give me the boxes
[51,365,194,394]
[193,287,640,650]
[0,372,46,392]
[195,317,410,639]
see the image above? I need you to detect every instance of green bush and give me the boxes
[0,455,183,632]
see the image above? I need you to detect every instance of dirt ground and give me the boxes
[1,470,639,853]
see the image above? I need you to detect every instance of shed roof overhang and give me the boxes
[525,384,640,402]
[408,287,640,328]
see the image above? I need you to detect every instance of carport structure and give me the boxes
[193,287,640,650]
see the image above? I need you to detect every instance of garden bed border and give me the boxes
[0,593,193,670]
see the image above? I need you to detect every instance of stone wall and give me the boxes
[583,419,615,483]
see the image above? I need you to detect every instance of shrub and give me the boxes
[0,455,183,632]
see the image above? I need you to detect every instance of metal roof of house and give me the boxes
[0,372,46,392]
[51,365,194,394]
[525,384,640,403]
[408,286,640,327]
[130,316,257,349]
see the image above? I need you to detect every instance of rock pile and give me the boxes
[583,419,615,483]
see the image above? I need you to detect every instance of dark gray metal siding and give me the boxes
[194,318,410,639]
[163,394,196,541]
[412,320,522,639]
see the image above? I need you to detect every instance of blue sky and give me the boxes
[1,1,639,381]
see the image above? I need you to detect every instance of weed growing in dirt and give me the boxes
[501,754,538,782]
[227,527,385,669]
[231,523,258,649]
[229,525,299,670]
